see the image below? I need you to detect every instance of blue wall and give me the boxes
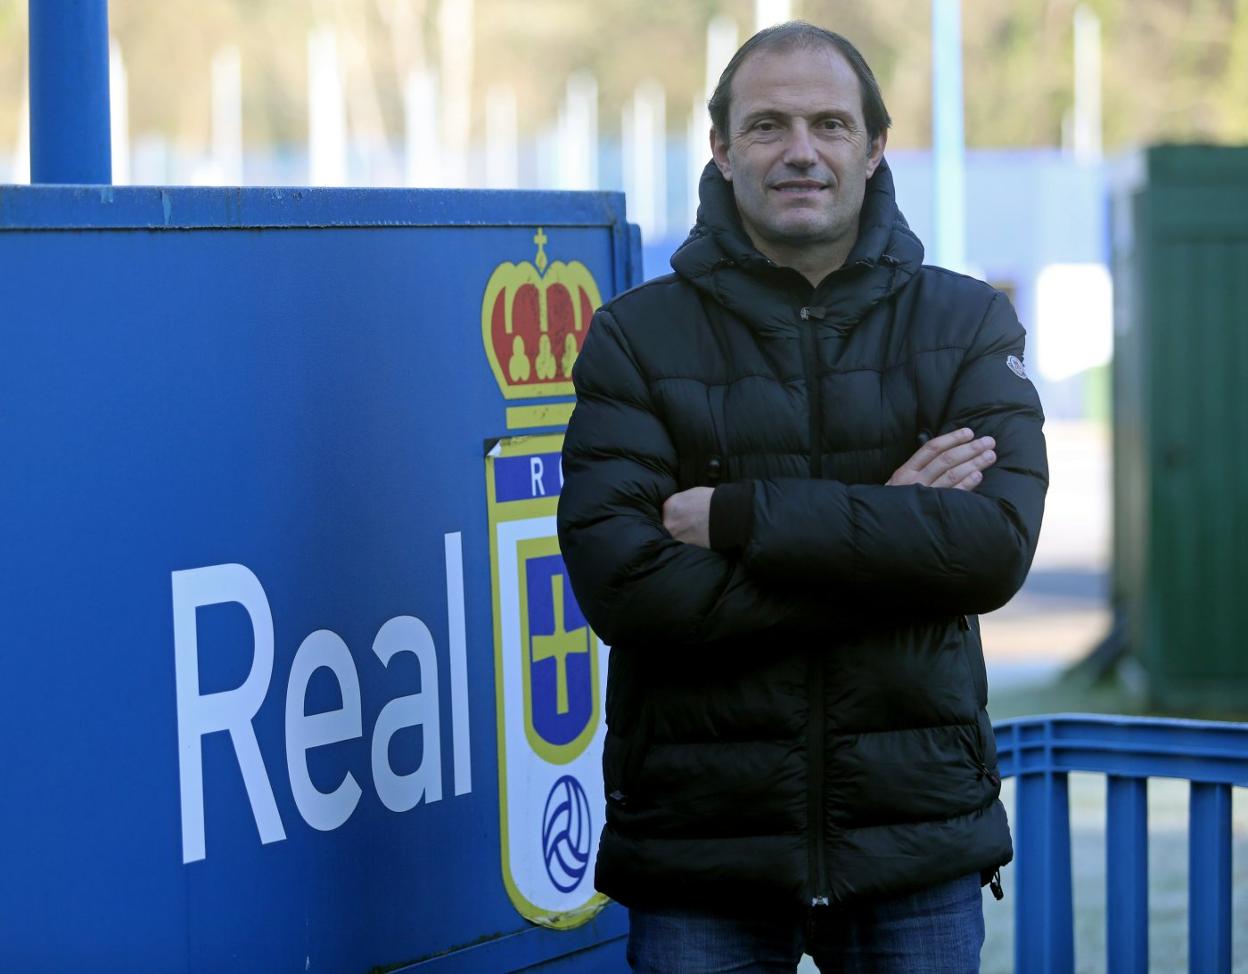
[0,185,637,973]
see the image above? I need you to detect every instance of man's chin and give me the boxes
[761,217,838,246]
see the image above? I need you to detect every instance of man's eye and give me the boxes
[752,120,778,132]
[820,119,845,130]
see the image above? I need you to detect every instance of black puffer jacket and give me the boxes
[557,159,1047,913]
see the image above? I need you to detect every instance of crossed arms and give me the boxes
[663,426,1000,548]
[556,298,1048,648]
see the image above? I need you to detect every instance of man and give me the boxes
[557,21,1047,973]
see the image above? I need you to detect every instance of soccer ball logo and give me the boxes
[541,774,592,892]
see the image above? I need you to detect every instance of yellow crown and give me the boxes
[481,228,603,399]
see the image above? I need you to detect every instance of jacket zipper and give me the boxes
[798,307,825,478]
[706,385,728,485]
[807,645,828,906]
[799,305,829,906]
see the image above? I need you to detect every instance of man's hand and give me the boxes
[662,486,714,548]
[887,428,996,490]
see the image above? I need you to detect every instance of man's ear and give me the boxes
[710,127,733,181]
[865,130,888,179]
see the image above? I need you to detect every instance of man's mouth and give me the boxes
[771,180,828,194]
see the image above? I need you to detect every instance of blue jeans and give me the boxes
[627,873,985,973]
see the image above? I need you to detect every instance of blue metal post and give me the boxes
[1015,768,1075,974]
[1105,775,1148,973]
[1189,782,1232,974]
[28,0,112,184]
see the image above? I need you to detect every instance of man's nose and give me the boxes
[783,122,817,167]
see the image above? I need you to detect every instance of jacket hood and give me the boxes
[669,157,924,331]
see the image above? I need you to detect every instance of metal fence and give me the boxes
[997,714,1248,974]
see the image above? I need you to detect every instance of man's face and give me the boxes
[711,44,886,260]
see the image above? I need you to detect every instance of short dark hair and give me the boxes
[708,22,892,143]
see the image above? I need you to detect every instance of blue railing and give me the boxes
[995,714,1248,974]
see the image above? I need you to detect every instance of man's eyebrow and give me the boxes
[737,108,784,127]
[738,107,857,127]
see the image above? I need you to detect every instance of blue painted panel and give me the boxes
[0,187,640,972]
[398,906,628,972]
[0,184,629,230]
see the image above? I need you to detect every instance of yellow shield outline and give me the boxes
[486,432,609,929]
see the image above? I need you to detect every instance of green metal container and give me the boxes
[1111,145,1248,714]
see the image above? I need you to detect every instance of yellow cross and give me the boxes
[531,573,588,715]
[533,227,549,272]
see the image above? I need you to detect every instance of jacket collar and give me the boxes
[670,158,924,331]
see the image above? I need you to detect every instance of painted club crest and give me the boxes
[480,228,603,400]
[486,433,608,929]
